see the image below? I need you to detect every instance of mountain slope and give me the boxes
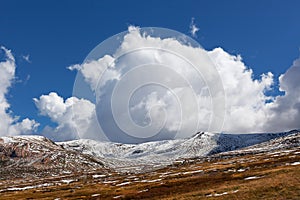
[60,130,298,172]
[0,135,105,179]
[0,130,298,175]
[0,131,299,199]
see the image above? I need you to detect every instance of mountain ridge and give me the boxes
[0,130,299,199]
[1,130,298,174]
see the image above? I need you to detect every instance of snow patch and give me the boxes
[0,183,52,192]
[291,161,300,166]
[182,169,203,175]
[138,189,149,193]
[206,190,239,197]
[1,137,16,144]
[92,174,106,178]
[116,182,131,186]
[244,176,261,180]
[61,179,76,184]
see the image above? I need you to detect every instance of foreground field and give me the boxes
[0,144,299,200]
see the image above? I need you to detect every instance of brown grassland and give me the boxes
[0,147,299,200]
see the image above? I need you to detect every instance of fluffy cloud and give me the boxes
[264,58,300,132]
[210,48,300,133]
[2,28,298,143]
[208,48,275,132]
[71,27,299,138]
[34,92,107,141]
[0,46,39,137]
[68,55,118,92]
[68,26,226,143]
[34,27,299,143]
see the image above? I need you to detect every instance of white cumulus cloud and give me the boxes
[34,92,107,141]
[263,58,300,132]
[71,27,299,137]
[0,46,39,137]
[35,27,300,142]
[68,26,225,142]
[208,48,275,132]
[3,28,298,143]
[210,48,300,133]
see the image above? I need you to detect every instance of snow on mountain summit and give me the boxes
[0,135,105,178]
[59,130,298,172]
[1,130,298,173]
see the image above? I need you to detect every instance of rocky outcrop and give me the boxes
[0,136,105,179]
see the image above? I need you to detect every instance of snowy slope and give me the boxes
[0,135,105,176]
[1,130,298,174]
[59,132,218,171]
[60,130,298,172]
[221,130,300,155]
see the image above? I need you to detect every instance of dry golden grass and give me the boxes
[0,147,299,200]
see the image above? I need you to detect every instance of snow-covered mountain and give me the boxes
[59,132,218,172]
[1,130,299,174]
[59,130,299,172]
[0,135,105,179]
[217,129,300,157]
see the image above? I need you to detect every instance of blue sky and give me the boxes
[1,0,300,138]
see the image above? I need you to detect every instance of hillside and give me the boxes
[0,130,299,199]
